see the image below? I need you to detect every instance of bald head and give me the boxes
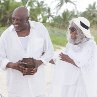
[12,6,29,18]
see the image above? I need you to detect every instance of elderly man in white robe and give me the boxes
[0,6,54,97]
[51,17,97,97]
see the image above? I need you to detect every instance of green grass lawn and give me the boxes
[47,26,97,47]
[47,26,68,47]
[0,26,97,50]
[90,27,97,43]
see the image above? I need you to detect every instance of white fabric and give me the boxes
[61,74,88,97]
[19,36,29,51]
[0,20,54,97]
[51,40,97,97]
[71,17,92,38]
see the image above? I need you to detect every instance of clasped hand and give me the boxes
[19,58,43,75]
[10,58,43,76]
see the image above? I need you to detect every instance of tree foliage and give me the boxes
[81,2,97,26]
[0,0,22,26]
[0,0,97,29]
[0,0,51,26]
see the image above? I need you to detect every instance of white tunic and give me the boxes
[52,40,97,97]
[19,36,29,51]
[0,21,54,97]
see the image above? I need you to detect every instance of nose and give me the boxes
[71,33,74,39]
[70,32,77,40]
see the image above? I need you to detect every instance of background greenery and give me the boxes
[0,26,97,50]
[0,0,97,49]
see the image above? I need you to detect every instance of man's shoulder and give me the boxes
[3,25,13,33]
[1,25,14,37]
[29,20,45,28]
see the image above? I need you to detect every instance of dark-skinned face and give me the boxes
[69,27,78,41]
[12,9,29,32]
[68,22,86,45]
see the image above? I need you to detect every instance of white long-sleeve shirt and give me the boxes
[0,20,54,97]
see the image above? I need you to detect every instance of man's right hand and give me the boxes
[6,62,37,75]
[6,62,24,73]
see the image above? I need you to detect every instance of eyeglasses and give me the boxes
[69,27,76,32]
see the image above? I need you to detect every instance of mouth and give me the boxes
[14,24,19,28]
[13,24,20,30]
[13,24,21,32]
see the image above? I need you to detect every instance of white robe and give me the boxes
[0,21,54,97]
[52,40,97,97]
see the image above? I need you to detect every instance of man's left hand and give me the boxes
[22,68,37,76]
[33,59,43,68]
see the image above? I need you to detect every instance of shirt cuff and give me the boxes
[1,59,10,70]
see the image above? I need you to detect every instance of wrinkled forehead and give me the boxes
[12,10,21,18]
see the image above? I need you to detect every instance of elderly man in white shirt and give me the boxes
[0,6,54,97]
[51,17,97,97]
